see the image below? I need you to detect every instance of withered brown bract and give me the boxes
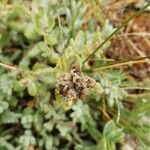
[57,62,95,101]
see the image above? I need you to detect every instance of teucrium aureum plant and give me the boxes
[0,0,150,149]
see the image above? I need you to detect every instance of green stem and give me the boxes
[82,3,150,64]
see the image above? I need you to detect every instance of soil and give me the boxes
[106,13,150,81]
[105,7,150,149]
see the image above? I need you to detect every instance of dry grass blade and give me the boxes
[82,3,150,64]
[92,56,150,71]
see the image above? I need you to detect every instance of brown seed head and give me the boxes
[57,62,95,100]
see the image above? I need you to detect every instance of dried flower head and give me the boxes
[57,62,95,100]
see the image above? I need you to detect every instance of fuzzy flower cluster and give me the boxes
[57,63,95,100]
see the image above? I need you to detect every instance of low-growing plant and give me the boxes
[0,0,150,150]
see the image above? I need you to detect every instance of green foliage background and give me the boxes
[0,0,149,150]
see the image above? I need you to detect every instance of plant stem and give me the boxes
[117,32,150,37]
[122,87,150,91]
[92,56,150,71]
[127,93,150,99]
[0,62,18,70]
[82,3,150,64]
